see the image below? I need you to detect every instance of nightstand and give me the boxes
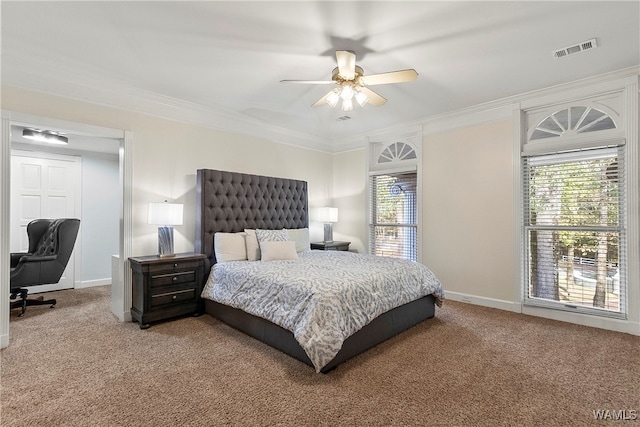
[310,241,351,251]
[129,252,206,329]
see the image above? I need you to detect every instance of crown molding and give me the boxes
[332,66,640,153]
[4,52,638,155]
[2,55,335,153]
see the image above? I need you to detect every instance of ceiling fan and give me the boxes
[280,50,418,112]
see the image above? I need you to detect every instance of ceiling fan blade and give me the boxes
[280,79,335,85]
[336,50,356,80]
[361,69,418,86]
[359,87,387,106]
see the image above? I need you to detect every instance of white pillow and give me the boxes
[260,241,298,261]
[214,232,247,262]
[244,229,260,261]
[286,228,310,253]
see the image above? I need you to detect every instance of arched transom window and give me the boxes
[530,106,617,141]
[377,142,417,163]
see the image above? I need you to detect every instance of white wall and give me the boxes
[81,153,119,284]
[1,86,334,258]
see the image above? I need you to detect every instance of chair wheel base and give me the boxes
[10,289,57,317]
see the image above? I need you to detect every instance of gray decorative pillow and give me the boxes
[255,229,289,246]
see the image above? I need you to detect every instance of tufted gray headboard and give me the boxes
[195,169,309,274]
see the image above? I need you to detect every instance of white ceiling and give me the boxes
[2,1,639,153]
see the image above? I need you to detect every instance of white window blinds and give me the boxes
[369,172,417,261]
[523,146,626,316]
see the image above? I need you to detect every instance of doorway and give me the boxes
[1,112,133,349]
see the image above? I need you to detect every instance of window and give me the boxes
[522,103,626,317]
[523,147,625,315]
[368,134,420,261]
[369,172,417,261]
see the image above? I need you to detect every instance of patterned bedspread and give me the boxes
[201,250,444,371]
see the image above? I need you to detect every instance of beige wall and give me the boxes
[2,86,333,256]
[331,119,516,303]
[423,119,515,302]
[4,85,637,335]
[332,148,367,253]
[3,85,519,302]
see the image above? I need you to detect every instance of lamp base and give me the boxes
[157,226,175,257]
[323,223,334,243]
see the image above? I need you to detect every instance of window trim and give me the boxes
[514,78,639,335]
[521,145,627,319]
[366,132,422,262]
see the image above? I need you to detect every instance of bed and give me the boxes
[195,169,444,373]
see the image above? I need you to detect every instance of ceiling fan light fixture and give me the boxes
[340,84,354,101]
[341,98,354,112]
[326,89,341,107]
[355,90,369,107]
[22,128,68,145]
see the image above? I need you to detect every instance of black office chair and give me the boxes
[10,218,80,316]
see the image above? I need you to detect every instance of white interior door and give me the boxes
[11,151,81,292]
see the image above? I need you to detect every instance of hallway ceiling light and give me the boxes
[22,128,68,145]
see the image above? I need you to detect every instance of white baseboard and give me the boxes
[522,305,640,336]
[0,333,8,349]
[75,278,111,289]
[114,310,132,323]
[444,290,639,336]
[444,290,522,313]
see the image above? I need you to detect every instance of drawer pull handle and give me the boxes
[174,263,178,268]
[172,276,178,282]
[172,295,177,300]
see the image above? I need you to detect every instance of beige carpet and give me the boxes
[1,286,638,426]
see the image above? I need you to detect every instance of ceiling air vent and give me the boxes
[553,38,598,59]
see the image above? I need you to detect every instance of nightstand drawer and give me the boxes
[150,271,196,287]
[150,288,196,308]
[146,260,201,274]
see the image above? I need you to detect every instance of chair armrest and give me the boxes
[17,254,58,263]
[10,253,29,268]
[10,254,59,288]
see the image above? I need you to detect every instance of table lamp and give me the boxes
[148,201,183,257]
[317,207,338,242]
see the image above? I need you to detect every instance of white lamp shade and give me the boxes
[316,207,338,223]
[148,202,183,226]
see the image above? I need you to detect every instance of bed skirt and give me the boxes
[204,294,436,373]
